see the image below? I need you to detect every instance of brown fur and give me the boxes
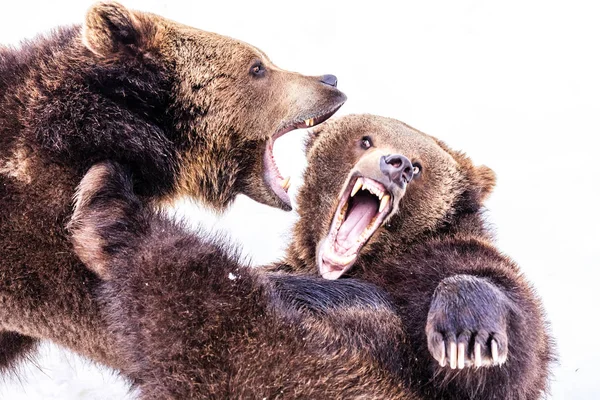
[280,114,554,399]
[0,1,344,373]
[69,115,553,398]
[69,162,418,399]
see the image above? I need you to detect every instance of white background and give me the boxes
[1,1,599,399]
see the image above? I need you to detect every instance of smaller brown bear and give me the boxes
[281,114,555,399]
[70,115,554,399]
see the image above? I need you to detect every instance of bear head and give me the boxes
[287,114,496,279]
[75,2,346,211]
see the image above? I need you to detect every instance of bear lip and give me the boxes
[263,105,344,209]
[263,137,292,208]
[318,175,395,280]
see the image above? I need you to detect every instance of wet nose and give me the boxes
[380,154,414,185]
[319,74,338,87]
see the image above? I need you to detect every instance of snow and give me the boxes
[1,0,599,398]
[0,342,135,400]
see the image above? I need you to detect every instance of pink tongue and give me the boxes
[335,192,379,254]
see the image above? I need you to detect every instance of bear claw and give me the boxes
[474,341,482,367]
[430,331,507,370]
[426,275,511,370]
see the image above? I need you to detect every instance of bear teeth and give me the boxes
[379,194,390,213]
[351,178,362,197]
[326,248,356,265]
[338,203,348,222]
[354,179,384,199]
[281,176,291,190]
[351,178,384,199]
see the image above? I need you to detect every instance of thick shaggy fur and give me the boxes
[71,115,553,399]
[0,1,344,372]
[70,162,417,399]
[280,115,555,399]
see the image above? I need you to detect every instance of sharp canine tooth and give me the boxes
[379,194,390,213]
[281,176,291,190]
[305,119,311,127]
[379,195,390,212]
[351,178,363,197]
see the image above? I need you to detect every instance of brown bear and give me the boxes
[0,1,345,374]
[281,114,555,398]
[69,114,553,399]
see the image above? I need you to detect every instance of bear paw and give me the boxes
[426,274,510,370]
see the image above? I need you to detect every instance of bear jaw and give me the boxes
[317,173,405,280]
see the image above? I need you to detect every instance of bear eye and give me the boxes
[412,162,423,177]
[250,61,266,77]
[360,136,373,150]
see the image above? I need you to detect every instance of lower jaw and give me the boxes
[320,268,349,280]
[318,217,384,279]
[317,178,394,279]
[318,244,359,280]
[266,179,291,209]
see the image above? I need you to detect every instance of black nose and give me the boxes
[380,154,414,185]
[320,74,338,87]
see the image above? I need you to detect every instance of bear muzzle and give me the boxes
[317,151,414,280]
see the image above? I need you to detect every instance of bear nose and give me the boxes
[319,74,338,87]
[380,154,414,185]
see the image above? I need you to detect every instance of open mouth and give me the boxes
[264,106,342,209]
[318,175,394,280]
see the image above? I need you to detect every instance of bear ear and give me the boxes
[432,137,496,204]
[470,164,496,203]
[82,1,153,57]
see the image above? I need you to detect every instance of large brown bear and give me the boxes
[0,1,345,373]
[70,114,553,399]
